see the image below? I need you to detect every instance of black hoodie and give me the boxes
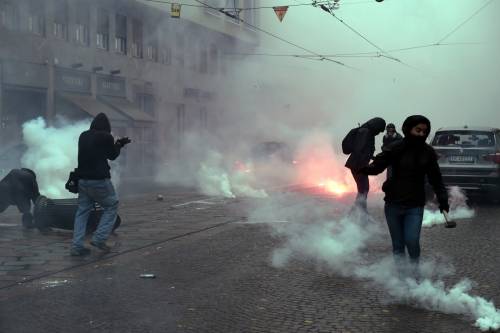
[77,113,121,180]
[345,117,386,171]
[0,168,40,213]
[363,115,448,208]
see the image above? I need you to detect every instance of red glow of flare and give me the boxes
[234,161,252,173]
[317,179,350,196]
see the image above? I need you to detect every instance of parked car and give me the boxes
[430,126,500,196]
[250,141,295,164]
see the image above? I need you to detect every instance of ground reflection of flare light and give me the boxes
[317,179,351,196]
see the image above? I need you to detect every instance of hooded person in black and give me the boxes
[361,115,449,268]
[78,113,124,180]
[345,117,386,211]
[0,168,40,228]
[382,123,403,149]
[71,113,130,256]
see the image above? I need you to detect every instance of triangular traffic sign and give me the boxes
[273,6,288,22]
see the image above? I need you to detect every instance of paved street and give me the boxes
[0,187,499,332]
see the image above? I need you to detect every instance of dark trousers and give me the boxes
[384,203,424,260]
[351,170,369,210]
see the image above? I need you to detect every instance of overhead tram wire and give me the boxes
[437,0,496,44]
[314,4,422,71]
[141,0,372,11]
[191,0,358,70]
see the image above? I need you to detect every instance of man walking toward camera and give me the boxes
[382,123,403,149]
[70,113,131,256]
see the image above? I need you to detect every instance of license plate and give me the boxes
[449,155,474,163]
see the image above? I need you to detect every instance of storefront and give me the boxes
[0,60,47,156]
[96,75,155,178]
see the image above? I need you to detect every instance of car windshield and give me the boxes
[432,131,495,147]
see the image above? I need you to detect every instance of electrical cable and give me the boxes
[192,0,358,70]
[437,0,496,44]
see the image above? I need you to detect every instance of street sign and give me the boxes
[171,3,181,18]
[273,6,288,22]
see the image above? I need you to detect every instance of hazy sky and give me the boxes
[224,0,500,141]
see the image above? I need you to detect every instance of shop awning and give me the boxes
[58,92,130,122]
[99,96,155,123]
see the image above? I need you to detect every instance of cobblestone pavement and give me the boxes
[0,187,499,332]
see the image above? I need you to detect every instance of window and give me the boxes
[97,9,109,50]
[209,44,218,74]
[161,48,171,65]
[146,45,158,61]
[53,0,68,40]
[0,1,19,30]
[199,107,208,130]
[28,1,44,35]
[75,4,89,45]
[433,131,496,148]
[137,94,155,116]
[200,48,208,74]
[145,26,159,62]
[131,19,143,58]
[177,104,186,135]
[115,14,127,54]
[75,24,89,45]
[206,0,240,24]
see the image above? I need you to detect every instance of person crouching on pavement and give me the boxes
[70,113,131,256]
[360,115,449,273]
[0,168,40,228]
[344,117,386,212]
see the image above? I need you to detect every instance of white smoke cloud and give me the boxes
[423,186,475,227]
[197,150,268,198]
[21,117,89,199]
[257,194,500,331]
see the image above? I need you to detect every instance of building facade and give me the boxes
[0,0,259,179]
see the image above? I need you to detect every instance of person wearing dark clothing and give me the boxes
[345,117,386,211]
[382,123,403,149]
[382,123,403,179]
[0,168,40,228]
[361,115,449,266]
[71,113,130,256]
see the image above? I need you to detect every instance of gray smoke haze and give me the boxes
[250,194,500,331]
[221,1,500,147]
[159,1,500,195]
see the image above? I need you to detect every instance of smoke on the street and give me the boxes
[423,186,475,227]
[21,117,88,198]
[20,117,122,198]
[252,194,500,331]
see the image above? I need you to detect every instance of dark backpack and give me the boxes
[342,126,360,155]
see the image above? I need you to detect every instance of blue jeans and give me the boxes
[72,179,119,249]
[384,203,424,260]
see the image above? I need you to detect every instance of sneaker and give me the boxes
[90,241,111,253]
[70,247,91,256]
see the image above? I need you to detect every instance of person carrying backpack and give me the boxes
[343,117,386,211]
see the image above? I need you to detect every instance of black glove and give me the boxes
[439,202,450,213]
[116,137,131,147]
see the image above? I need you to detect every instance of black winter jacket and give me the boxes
[382,132,403,149]
[363,139,448,208]
[345,117,386,172]
[0,168,40,213]
[77,113,121,180]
